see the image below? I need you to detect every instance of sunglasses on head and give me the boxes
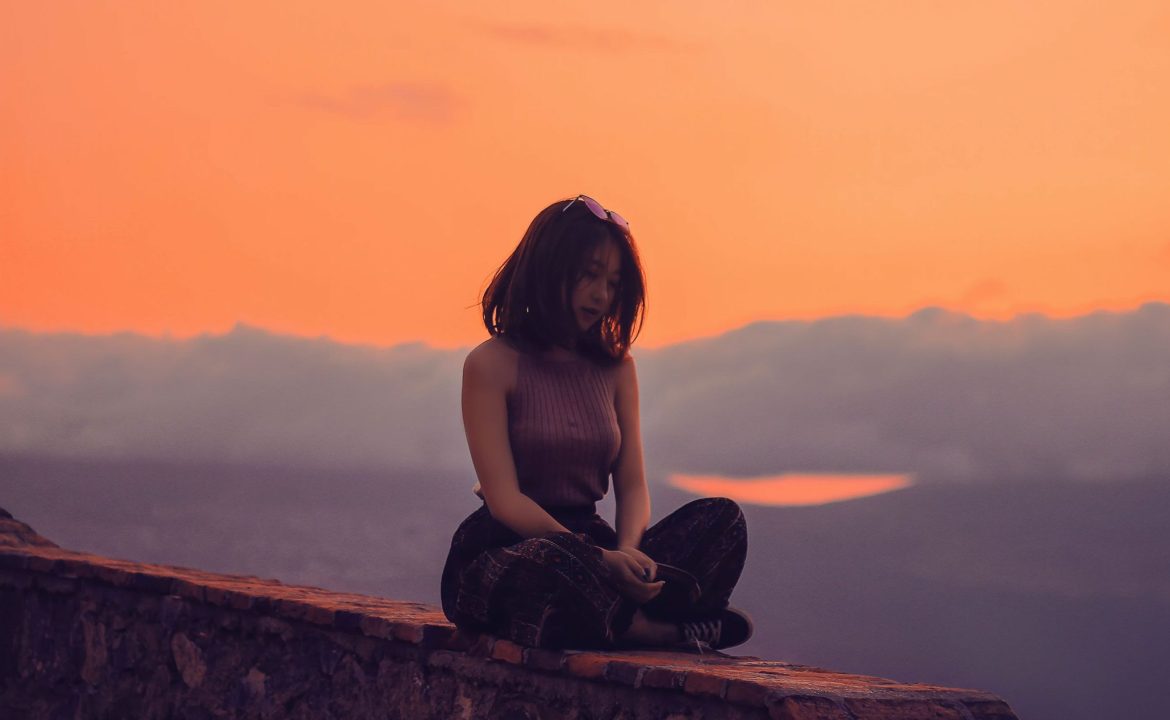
[562,194,630,231]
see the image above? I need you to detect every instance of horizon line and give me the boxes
[2,299,1167,353]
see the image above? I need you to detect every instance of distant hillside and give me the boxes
[3,455,1168,720]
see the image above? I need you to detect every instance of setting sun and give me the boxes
[669,472,915,507]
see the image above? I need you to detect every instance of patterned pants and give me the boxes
[440,497,747,650]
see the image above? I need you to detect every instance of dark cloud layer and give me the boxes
[637,303,1170,483]
[0,325,466,473]
[2,303,1168,483]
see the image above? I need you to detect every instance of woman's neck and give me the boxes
[541,343,582,361]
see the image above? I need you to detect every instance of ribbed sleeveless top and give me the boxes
[473,350,622,509]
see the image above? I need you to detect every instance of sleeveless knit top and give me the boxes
[473,350,622,509]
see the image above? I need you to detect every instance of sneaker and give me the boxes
[677,606,753,651]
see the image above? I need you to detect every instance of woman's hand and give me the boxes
[601,549,664,604]
[617,545,657,582]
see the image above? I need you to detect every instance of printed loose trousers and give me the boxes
[440,497,747,650]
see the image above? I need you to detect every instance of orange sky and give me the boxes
[3,1,1169,349]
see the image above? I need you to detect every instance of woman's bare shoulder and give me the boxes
[464,336,520,390]
[612,352,639,392]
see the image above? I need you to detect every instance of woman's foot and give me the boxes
[616,609,684,647]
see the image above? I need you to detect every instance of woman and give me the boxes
[440,194,751,651]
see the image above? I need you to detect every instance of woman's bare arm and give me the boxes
[612,356,652,550]
[462,340,570,539]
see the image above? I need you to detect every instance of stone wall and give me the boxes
[0,508,1019,719]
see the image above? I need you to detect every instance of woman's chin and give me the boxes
[575,314,599,333]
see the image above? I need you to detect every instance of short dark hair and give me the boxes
[482,196,646,364]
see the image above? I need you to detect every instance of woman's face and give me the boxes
[571,238,622,334]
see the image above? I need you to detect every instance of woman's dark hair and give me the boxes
[482,196,646,364]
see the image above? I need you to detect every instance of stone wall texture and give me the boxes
[0,508,1019,719]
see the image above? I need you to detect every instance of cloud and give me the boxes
[0,324,466,473]
[475,21,696,54]
[2,303,1168,483]
[293,82,463,123]
[636,303,1170,483]
[0,371,20,398]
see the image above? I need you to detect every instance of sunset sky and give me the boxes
[4,1,1169,349]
